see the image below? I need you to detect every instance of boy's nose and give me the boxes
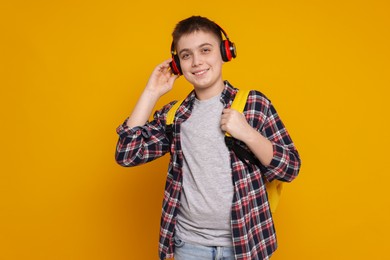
[191,54,203,67]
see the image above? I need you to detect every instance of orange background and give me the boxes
[1,0,389,259]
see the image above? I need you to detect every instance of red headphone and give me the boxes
[169,25,237,75]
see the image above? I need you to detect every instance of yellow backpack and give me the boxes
[166,90,283,213]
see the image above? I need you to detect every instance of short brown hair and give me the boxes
[172,16,223,50]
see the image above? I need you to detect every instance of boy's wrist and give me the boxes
[142,88,162,101]
[242,126,261,145]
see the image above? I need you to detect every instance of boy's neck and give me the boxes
[194,81,225,100]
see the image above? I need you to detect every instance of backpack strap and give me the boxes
[230,90,250,117]
[165,100,183,144]
[166,100,183,126]
[225,89,250,137]
[224,89,259,165]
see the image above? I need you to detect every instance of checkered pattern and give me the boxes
[115,81,301,260]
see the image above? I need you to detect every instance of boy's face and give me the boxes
[176,30,224,94]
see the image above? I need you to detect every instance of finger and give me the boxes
[222,108,232,114]
[221,109,232,118]
[158,58,172,67]
[155,59,173,72]
[220,122,226,132]
[162,58,173,64]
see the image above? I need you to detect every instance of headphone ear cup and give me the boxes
[220,40,236,62]
[170,54,182,75]
[220,40,229,62]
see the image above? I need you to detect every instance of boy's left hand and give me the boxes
[220,108,252,142]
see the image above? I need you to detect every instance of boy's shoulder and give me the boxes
[236,88,272,109]
[226,80,271,103]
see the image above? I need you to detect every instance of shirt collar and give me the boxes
[220,80,238,106]
[184,80,238,106]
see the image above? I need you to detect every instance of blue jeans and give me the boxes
[174,237,235,260]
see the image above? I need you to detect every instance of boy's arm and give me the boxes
[115,104,173,167]
[221,94,301,182]
[259,103,301,182]
[221,109,273,166]
[115,59,179,167]
[127,59,178,128]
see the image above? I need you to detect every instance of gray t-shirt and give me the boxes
[175,94,234,246]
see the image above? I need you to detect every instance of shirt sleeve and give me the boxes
[115,104,172,167]
[245,90,301,182]
[261,101,301,182]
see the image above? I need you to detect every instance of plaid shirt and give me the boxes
[116,81,301,260]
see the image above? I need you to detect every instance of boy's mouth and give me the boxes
[192,68,209,76]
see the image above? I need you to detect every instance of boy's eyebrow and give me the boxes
[178,43,213,56]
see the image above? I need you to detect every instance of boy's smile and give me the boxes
[192,68,209,76]
[176,30,225,100]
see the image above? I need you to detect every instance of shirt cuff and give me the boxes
[116,118,151,139]
[263,143,286,181]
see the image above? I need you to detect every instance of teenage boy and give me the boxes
[115,16,301,260]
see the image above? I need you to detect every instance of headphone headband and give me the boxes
[215,23,231,41]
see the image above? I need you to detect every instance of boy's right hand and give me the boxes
[144,59,179,98]
[126,59,179,129]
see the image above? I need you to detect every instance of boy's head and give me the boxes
[170,16,236,76]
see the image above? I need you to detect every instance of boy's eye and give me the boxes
[202,48,210,53]
[180,53,190,60]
